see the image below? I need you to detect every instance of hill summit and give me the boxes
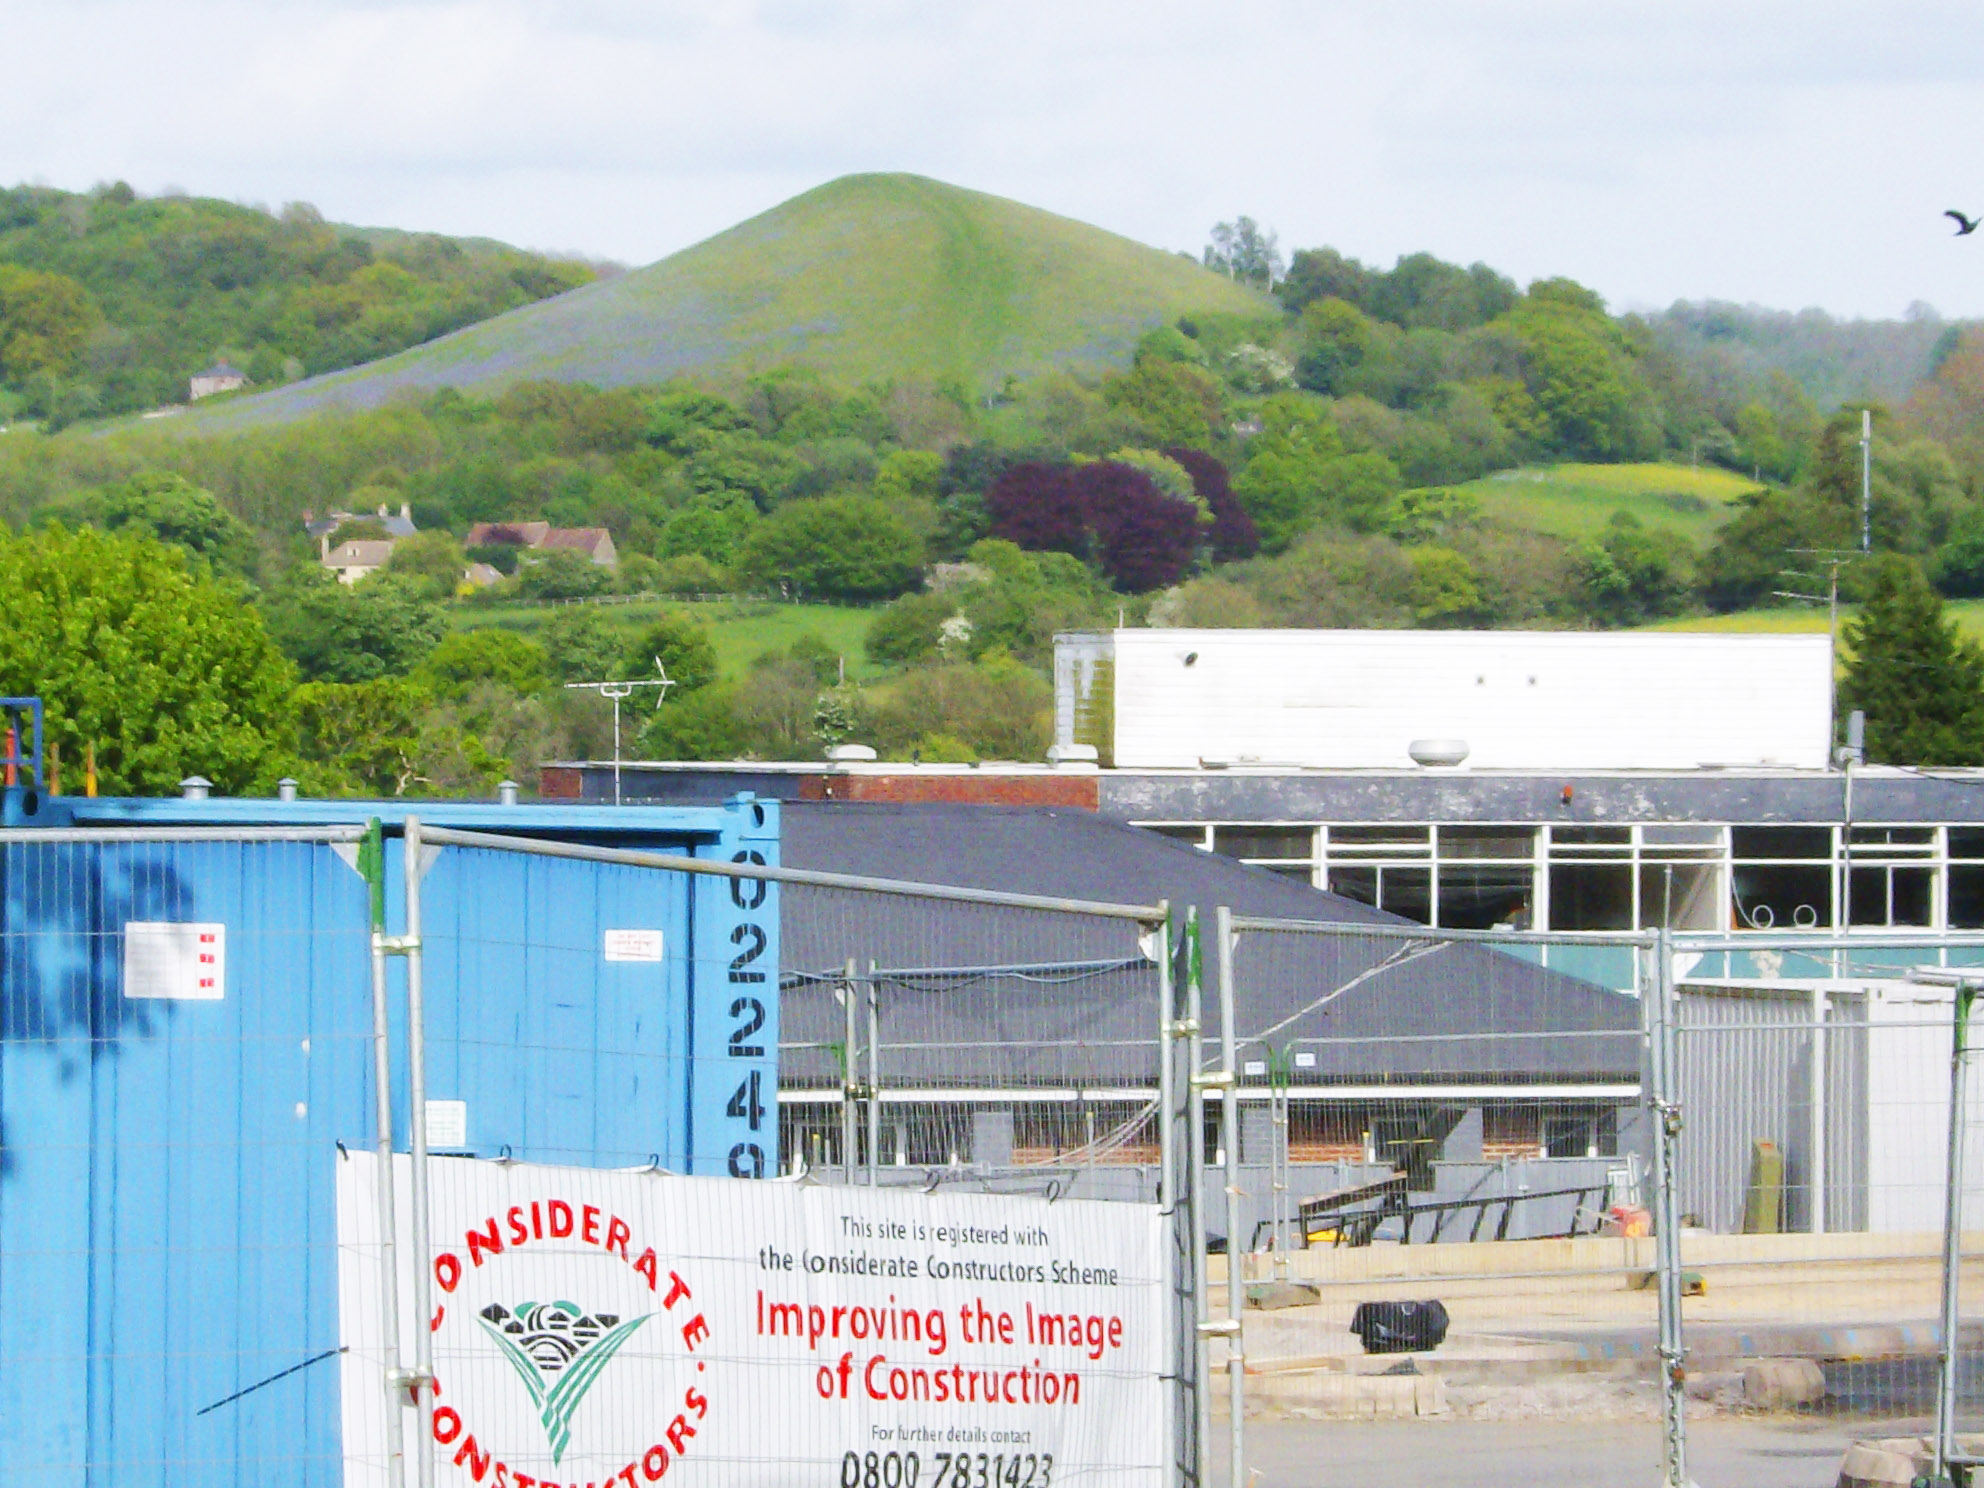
[197,174,1268,424]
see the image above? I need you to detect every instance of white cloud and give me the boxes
[3,0,1982,314]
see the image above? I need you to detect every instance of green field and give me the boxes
[1646,600,1984,651]
[1455,461,1765,543]
[188,173,1270,428]
[454,596,883,681]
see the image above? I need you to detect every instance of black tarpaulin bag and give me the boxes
[1349,1299,1450,1354]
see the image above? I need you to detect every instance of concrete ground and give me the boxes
[1211,1417,1872,1488]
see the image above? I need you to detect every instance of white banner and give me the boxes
[337,1154,1168,1488]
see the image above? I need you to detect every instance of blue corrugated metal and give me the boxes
[0,794,777,1488]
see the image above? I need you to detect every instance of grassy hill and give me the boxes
[0,183,597,422]
[1452,461,1766,544]
[1648,600,1984,646]
[187,173,1270,427]
[455,597,884,682]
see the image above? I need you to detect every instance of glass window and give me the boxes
[1329,826,1431,848]
[1848,866,1934,927]
[1732,826,1832,860]
[1553,825,1631,849]
[1551,863,1635,930]
[1329,865,1431,923]
[1438,865,1533,930]
[1951,829,1984,860]
[1262,864,1316,884]
[1952,866,1984,927]
[1732,863,1832,931]
[1849,827,1934,851]
[1146,825,1209,847]
[1642,824,1723,849]
[1438,826,1535,860]
[1214,825,1312,860]
[1639,861,1721,930]
[1542,1110,1617,1159]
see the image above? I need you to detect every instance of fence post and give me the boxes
[1157,913,1201,1488]
[866,959,882,1185]
[1215,906,1245,1488]
[1647,929,1691,1488]
[1184,910,1213,1485]
[360,819,408,1483]
[1934,978,1979,1482]
[403,816,437,1488]
[841,956,858,1180]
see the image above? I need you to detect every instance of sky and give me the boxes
[5,0,1984,319]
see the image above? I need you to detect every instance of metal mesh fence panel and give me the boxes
[390,825,1188,1488]
[1215,917,1664,1482]
[1665,935,1984,1472]
[0,829,372,1488]
[775,880,1166,1199]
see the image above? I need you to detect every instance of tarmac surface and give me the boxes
[1211,1417,1870,1488]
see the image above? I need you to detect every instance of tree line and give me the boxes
[8,223,1984,785]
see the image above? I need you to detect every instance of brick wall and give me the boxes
[799,773,1100,808]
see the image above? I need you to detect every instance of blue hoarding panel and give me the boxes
[1,796,775,1488]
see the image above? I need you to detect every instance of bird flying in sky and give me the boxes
[1947,210,1980,236]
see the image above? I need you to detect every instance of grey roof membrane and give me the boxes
[774,804,1640,1092]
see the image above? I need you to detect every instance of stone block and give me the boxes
[1740,1356,1825,1409]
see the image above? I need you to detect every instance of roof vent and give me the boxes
[826,744,877,763]
[180,775,212,801]
[497,779,519,806]
[1408,739,1469,768]
[276,777,298,802]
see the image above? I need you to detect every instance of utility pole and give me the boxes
[1860,409,1873,554]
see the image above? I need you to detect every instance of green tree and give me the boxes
[867,590,960,666]
[266,571,446,682]
[414,629,548,699]
[623,611,719,693]
[1295,297,1379,395]
[542,605,622,684]
[76,470,258,575]
[515,549,610,599]
[384,530,467,600]
[1232,394,1346,553]
[1574,512,1695,626]
[1936,507,1984,598]
[737,494,922,601]
[1839,559,1984,765]
[294,678,431,796]
[1407,546,1490,626]
[0,265,96,379]
[874,449,944,504]
[1503,279,1657,459]
[1699,490,1855,612]
[657,491,758,566]
[1101,359,1227,449]
[0,525,294,793]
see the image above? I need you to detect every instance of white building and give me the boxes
[323,539,396,585]
[188,361,248,400]
[1055,628,1835,772]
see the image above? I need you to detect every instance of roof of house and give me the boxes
[772,803,1640,1092]
[540,526,613,553]
[465,521,551,547]
[324,539,396,569]
[308,507,416,539]
[192,361,246,381]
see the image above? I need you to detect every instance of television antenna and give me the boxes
[564,660,674,805]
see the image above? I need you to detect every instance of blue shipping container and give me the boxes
[0,794,779,1488]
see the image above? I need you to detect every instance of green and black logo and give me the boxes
[478,1302,653,1463]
